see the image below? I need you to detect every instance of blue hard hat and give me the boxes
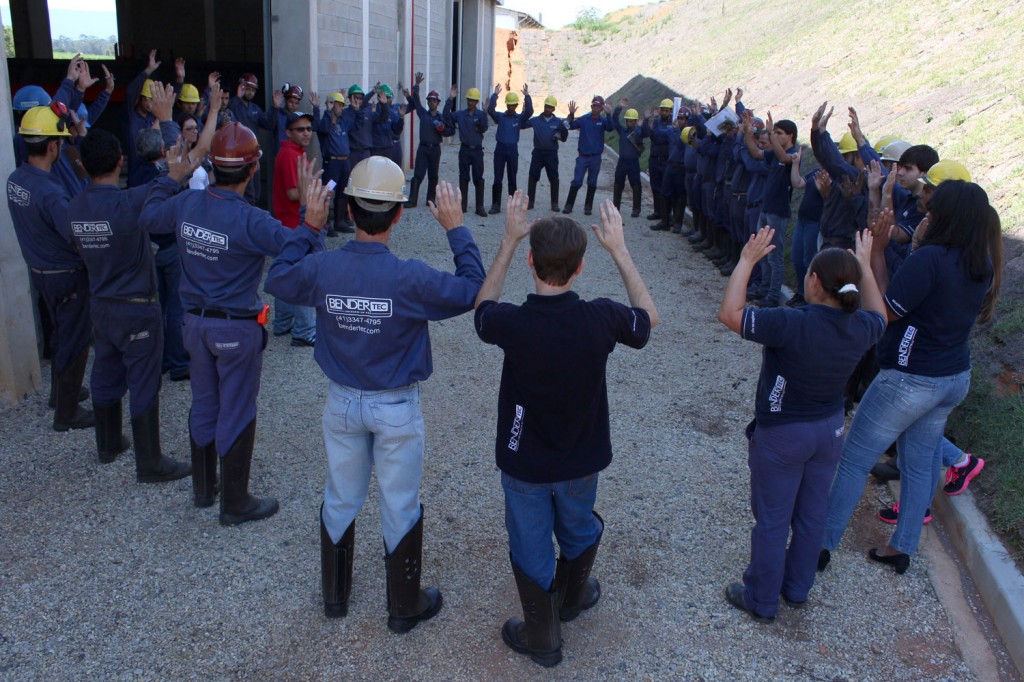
[13,85,52,111]
[77,103,90,128]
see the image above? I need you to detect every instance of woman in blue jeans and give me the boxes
[821,180,1002,574]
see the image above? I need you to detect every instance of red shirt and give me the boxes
[272,139,304,228]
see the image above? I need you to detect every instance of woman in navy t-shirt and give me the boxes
[717,227,887,622]
[821,180,1003,575]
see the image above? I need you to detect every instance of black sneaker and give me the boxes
[870,458,901,482]
[724,582,775,624]
[943,454,984,496]
[290,337,316,348]
[878,503,932,524]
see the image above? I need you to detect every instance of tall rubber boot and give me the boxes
[719,239,740,276]
[694,217,715,252]
[191,431,219,508]
[509,177,517,195]
[678,199,695,236]
[527,177,537,210]
[489,183,502,214]
[712,232,733,265]
[583,185,597,216]
[219,419,279,526]
[474,180,488,217]
[94,400,130,464]
[562,185,579,214]
[647,191,663,220]
[385,505,443,634]
[651,195,671,231]
[322,504,355,618]
[631,185,642,218]
[426,180,438,206]
[405,178,420,208]
[48,363,88,409]
[502,559,563,668]
[459,179,470,213]
[555,511,604,622]
[612,182,624,212]
[53,348,94,432]
[550,180,560,211]
[131,397,191,483]
[707,227,727,261]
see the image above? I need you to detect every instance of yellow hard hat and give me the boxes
[879,140,911,163]
[681,126,695,145]
[326,91,346,105]
[872,134,901,154]
[920,160,971,187]
[141,79,154,98]
[465,88,481,101]
[544,95,557,108]
[624,108,639,121]
[837,132,858,155]
[178,84,200,103]
[18,105,72,138]
[659,98,673,109]
[505,91,519,106]
[344,156,408,204]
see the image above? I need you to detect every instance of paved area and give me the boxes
[0,137,1002,680]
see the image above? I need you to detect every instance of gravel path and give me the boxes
[0,138,974,681]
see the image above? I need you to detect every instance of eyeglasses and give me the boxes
[288,126,313,132]
[183,125,199,132]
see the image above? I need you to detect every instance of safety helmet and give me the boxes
[77,103,90,129]
[281,84,304,101]
[178,84,201,103]
[873,134,901,154]
[347,84,365,97]
[13,85,51,111]
[678,106,692,119]
[544,95,557,108]
[505,91,519,106]
[239,73,259,89]
[837,132,858,155]
[879,140,911,163]
[659,98,674,109]
[326,91,346,105]
[920,160,971,187]
[465,88,481,101]
[681,126,695,145]
[427,90,442,101]
[210,122,263,167]
[591,95,605,107]
[624,109,639,121]
[141,79,155,98]
[344,156,408,204]
[751,117,766,131]
[18,104,72,138]
[379,84,394,99]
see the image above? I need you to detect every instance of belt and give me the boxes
[463,145,482,150]
[31,266,82,275]
[106,296,158,305]
[578,153,601,157]
[650,154,668,160]
[187,308,259,320]
[328,155,349,161]
[734,192,748,198]
[419,142,440,148]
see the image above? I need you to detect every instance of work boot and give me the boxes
[612,182,624,212]
[674,198,690,234]
[550,180,560,211]
[555,512,603,622]
[489,183,502,214]
[502,559,563,668]
[459,179,470,213]
[583,186,597,216]
[631,185,642,218]
[190,431,219,507]
[646,193,662,221]
[385,505,443,634]
[651,196,671,231]
[405,178,420,208]
[321,504,355,619]
[48,364,88,409]
[527,177,537,209]
[425,180,438,206]
[562,185,580,214]
[219,419,279,526]
[131,397,191,483]
[687,213,706,244]
[53,348,94,432]
[93,400,130,464]
[474,180,488,217]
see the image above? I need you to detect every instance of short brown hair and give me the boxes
[529,217,587,286]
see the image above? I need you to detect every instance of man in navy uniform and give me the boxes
[228,72,281,205]
[486,83,533,214]
[317,92,355,235]
[525,95,568,211]
[402,72,453,208]
[445,85,489,217]
[564,95,614,216]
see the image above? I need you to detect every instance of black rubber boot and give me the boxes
[191,431,218,507]
[502,559,563,668]
[385,505,443,634]
[322,504,355,619]
[527,177,537,209]
[550,180,560,211]
[132,398,191,483]
[48,364,88,409]
[425,180,438,206]
[94,400,130,464]
[53,348,94,432]
[489,183,502,214]
[673,198,689,234]
[631,185,642,218]
[688,212,706,243]
[646,192,662,220]
[562,185,580,214]
[555,511,604,622]
[583,186,597,216]
[719,240,740,276]
[459,179,470,212]
[219,419,279,526]
[509,178,517,195]
[612,182,624,212]
[694,218,715,251]
[651,196,671,231]
[474,180,488,217]
[405,178,420,208]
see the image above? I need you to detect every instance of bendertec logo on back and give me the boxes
[72,221,113,237]
[325,295,393,318]
[181,222,228,249]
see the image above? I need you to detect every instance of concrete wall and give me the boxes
[114,0,264,64]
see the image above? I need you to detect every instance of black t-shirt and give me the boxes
[475,291,651,483]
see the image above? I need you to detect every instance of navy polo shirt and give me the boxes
[761,146,797,218]
[796,170,824,223]
[528,114,568,151]
[742,304,886,425]
[475,292,651,483]
[878,245,992,377]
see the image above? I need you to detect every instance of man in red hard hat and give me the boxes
[228,73,280,205]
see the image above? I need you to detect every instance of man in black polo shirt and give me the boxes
[473,192,659,667]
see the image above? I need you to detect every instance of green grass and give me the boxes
[52,51,112,60]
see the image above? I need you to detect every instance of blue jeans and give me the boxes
[321,382,424,551]
[791,218,820,295]
[272,297,315,342]
[502,471,603,590]
[753,211,788,303]
[823,368,971,555]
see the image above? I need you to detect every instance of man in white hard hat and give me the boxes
[264,157,485,634]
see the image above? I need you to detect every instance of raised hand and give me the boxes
[427,180,464,231]
[522,83,529,95]
[791,148,803,166]
[272,89,284,108]
[811,101,827,130]
[449,84,458,99]
[853,228,875,273]
[568,101,578,116]
[296,154,323,218]
[166,136,202,182]
[149,81,175,122]
[839,172,865,200]
[310,91,320,108]
[494,83,502,95]
[848,106,864,143]
[504,190,531,242]
[415,71,424,85]
[592,200,627,256]
[208,71,221,88]
[735,87,744,103]
[302,163,332,231]
[76,60,99,91]
[174,57,185,82]
[867,207,895,253]
[620,97,629,108]
[814,169,832,198]
[101,64,115,94]
[146,49,161,74]
[867,159,883,190]
[66,54,84,81]
[740,226,776,264]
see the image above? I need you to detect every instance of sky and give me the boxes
[501,0,651,28]
[1,0,118,39]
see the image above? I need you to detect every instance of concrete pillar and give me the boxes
[10,0,53,59]
[269,0,320,159]
[0,20,44,405]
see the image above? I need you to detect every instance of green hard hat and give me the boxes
[347,84,364,97]
[379,84,394,98]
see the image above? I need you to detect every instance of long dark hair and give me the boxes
[921,180,1002,323]
[808,248,862,313]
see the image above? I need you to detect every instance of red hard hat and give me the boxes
[426,90,441,101]
[591,95,604,107]
[281,84,303,100]
[211,122,263,167]
[239,73,259,89]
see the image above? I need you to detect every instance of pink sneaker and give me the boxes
[943,454,984,496]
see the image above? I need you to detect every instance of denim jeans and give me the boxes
[753,211,789,303]
[501,471,603,590]
[823,368,971,555]
[321,381,424,551]
[791,218,820,295]
[273,297,316,342]
[154,243,189,376]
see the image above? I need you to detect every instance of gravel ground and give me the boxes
[0,138,974,681]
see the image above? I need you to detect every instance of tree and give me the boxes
[4,25,14,58]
